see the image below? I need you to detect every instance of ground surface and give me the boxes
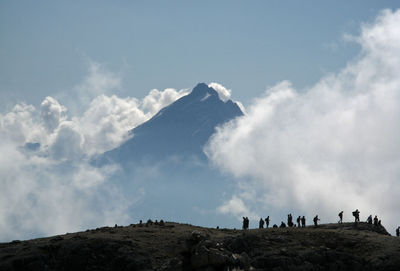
[0,221,399,270]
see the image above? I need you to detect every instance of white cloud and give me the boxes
[49,121,85,160]
[206,9,400,234]
[217,195,258,220]
[79,61,121,97]
[75,94,147,155]
[208,82,231,102]
[0,103,44,145]
[0,63,192,241]
[208,82,246,113]
[40,96,67,132]
[142,88,189,117]
[0,138,131,241]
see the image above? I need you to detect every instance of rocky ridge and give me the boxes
[0,222,399,270]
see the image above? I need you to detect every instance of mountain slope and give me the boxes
[1,222,399,271]
[99,83,243,164]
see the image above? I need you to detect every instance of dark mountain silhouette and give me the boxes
[98,83,243,165]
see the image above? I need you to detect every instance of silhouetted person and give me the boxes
[367,215,372,224]
[259,218,264,229]
[352,209,360,223]
[301,216,306,227]
[265,216,270,228]
[374,215,378,226]
[296,216,301,227]
[242,217,249,230]
[378,220,381,226]
[287,214,293,227]
[313,215,320,227]
[273,224,278,228]
[280,221,286,228]
[338,211,343,224]
[396,226,400,237]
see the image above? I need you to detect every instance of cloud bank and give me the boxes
[0,58,241,240]
[0,67,190,241]
[206,9,400,233]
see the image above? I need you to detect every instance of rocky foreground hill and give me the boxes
[0,221,399,271]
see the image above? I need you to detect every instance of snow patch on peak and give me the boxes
[201,92,211,102]
[235,101,246,114]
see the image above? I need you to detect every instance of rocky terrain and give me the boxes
[0,221,399,271]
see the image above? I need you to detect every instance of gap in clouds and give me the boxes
[205,9,400,234]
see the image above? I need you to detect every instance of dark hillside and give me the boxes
[1,222,399,271]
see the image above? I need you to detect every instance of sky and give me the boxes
[1,1,400,241]
[1,0,399,108]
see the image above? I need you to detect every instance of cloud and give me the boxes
[208,82,231,102]
[79,61,121,97]
[49,121,85,160]
[206,9,400,234]
[74,86,189,155]
[0,64,191,241]
[217,195,258,220]
[0,137,131,241]
[142,88,189,116]
[75,94,147,155]
[40,96,67,132]
[208,82,246,113]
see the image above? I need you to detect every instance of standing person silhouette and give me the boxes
[287,214,293,227]
[338,211,343,224]
[242,217,246,230]
[265,216,270,228]
[301,216,306,227]
[373,215,378,226]
[313,215,320,227]
[367,215,373,224]
[352,209,360,223]
[259,218,264,229]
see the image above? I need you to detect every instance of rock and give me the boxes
[239,252,251,268]
[50,235,64,242]
[190,230,209,244]
[191,245,210,268]
[208,248,231,266]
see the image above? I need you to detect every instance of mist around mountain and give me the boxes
[88,83,246,232]
[97,83,243,165]
[0,81,247,243]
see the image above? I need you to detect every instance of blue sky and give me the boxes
[1,0,399,108]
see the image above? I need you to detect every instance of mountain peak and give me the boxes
[190,83,218,99]
[98,83,243,165]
